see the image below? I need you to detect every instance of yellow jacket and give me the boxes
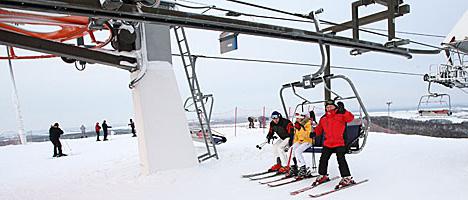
[293,118,314,144]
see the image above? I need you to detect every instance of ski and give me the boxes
[241,171,273,178]
[290,176,340,195]
[267,175,317,187]
[308,179,369,198]
[259,176,294,184]
[249,172,283,181]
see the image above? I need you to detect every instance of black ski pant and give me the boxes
[50,137,63,156]
[318,146,351,177]
[103,130,108,140]
[96,131,100,140]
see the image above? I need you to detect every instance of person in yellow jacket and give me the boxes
[291,112,314,179]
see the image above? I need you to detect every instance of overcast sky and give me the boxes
[0,0,467,132]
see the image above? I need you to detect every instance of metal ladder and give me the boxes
[173,26,219,162]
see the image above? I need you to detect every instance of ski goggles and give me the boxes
[271,114,280,119]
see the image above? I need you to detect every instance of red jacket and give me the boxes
[95,124,101,132]
[314,110,354,148]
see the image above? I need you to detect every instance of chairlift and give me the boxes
[183,94,214,123]
[279,74,371,154]
[423,45,468,88]
[417,83,452,116]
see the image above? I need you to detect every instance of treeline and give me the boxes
[370,116,468,138]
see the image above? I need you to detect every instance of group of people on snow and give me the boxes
[48,118,137,158]
[266,99,356,188]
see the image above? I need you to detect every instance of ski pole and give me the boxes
[256,135,277,149]
[285,146,294,168]
[256,141,267,150]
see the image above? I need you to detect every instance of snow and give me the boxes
[1,126,468,200]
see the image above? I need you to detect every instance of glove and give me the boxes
[266,134,273,144]
[294,122,301,130]
[309,131,316,138]
[337,101,346,114]
[284,145,289,152]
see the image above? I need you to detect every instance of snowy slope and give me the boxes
[1,127,468,200]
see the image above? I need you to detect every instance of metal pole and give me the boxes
[324,45,331,100]
[262,106,266,131]
[386,100,392,131]
[234,106,237,137]
[6,46,26,144]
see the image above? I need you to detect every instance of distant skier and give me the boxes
[311,100,355,188]
[290,112,315,179]
[128,118,137,137]
[266,111,294,173]
[95,122,101,141]
[248,117,255,128]
[102,120,112,141]
[80,124,87,138]
[49,123,67,157]
[258,116,267,128]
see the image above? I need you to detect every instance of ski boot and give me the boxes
[268,164,281,172]
[268,157,282,172]
[335,176,355,189]
[312,174,330,186]
[296,165,311,180]
[285,165,298,178]
[58,153,68,157]
[278,166,289,174]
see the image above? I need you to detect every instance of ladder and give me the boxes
[173,26,219,162]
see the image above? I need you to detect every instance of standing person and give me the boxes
[128,118,137,137]
[312,100,355,188]
[49,123,67,157]
[266,111,294,173]
[95,122,101,141]
[80,124,87,138]
[102,120,112,141]
[248,117,255,128]
[291,112,314,179]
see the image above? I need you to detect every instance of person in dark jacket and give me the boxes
[49,123,67,157]
[95,122,101,141]
[312,100,355,188]
[128,118,136,137]
[102,120,112,141]
[266,111,294,173]
[248,117,255,128]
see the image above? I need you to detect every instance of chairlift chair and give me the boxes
[279,74,370,154]
[417,81,452,116]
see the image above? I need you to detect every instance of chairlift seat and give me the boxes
[304,124,362,153]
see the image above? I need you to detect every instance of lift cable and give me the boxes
[222,0,444,50]
[172,53,424,76]
[176,1,446,39]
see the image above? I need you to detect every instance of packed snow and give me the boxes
[1,125,468,200]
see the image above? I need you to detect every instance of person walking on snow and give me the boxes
[80,124,87,138]
[102,120,112,141]
[248,117,255,128]
[128,118,137,137]
[49,123,67,157]
[311,100,356,188]
[289,112,315,179]
[266,111,294,173]
[95,122,101,141]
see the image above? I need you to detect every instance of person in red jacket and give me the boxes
[312,100,356,188]
[95,122,102,141]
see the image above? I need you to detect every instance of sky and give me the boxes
[0,0,467,132]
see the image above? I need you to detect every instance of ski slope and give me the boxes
[1,126,468,200]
